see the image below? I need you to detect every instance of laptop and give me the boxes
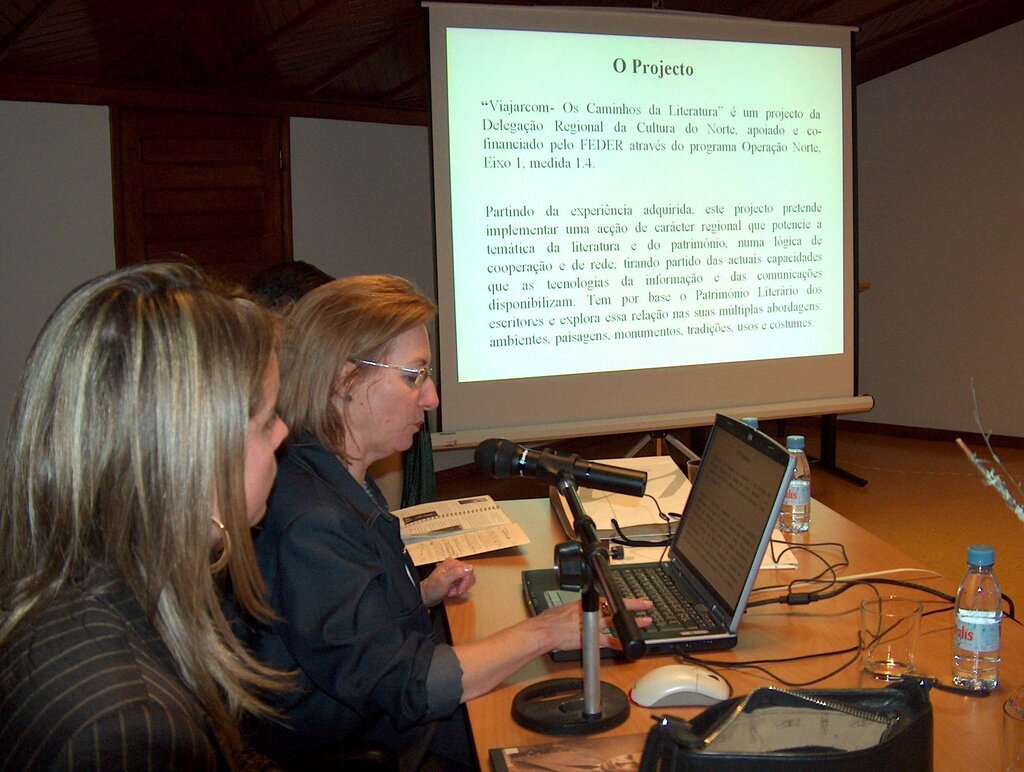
[522,413,795,659]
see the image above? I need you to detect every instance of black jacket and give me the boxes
[248,434,462,759]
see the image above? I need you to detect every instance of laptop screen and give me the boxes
[671,416,793,616]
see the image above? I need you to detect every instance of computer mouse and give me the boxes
[629,664,731,708]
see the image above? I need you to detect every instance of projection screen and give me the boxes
[427,3,871,449]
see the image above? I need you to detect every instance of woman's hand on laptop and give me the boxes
[536,597,654,653]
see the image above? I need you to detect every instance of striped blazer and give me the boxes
[0,572,222,771]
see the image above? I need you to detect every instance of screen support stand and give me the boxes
[625,430,700,461]
[816,413,867,486]
[511,476,644,735]
[778,414,867,486]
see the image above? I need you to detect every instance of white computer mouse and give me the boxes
[629,664,731,708]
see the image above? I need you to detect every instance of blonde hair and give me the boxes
[0,262,287,755]
[278,274,435,461]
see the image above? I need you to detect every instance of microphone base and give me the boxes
[511,678,630,736]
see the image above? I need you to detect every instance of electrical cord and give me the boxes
[605,517,1013,691]
[678,623,992,697]
[749,561,946,597]
[678,644,864,689]
[749,564,1018,622]
[692,565,1003,694]
[594,498,1014,696]
[608,492,680,548]
[747,577,956,609]
[750,567,945,596]
[751,539,1020,621]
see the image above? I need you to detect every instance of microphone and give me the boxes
[475,438,647,497]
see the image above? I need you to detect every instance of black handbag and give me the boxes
[639,678,933,771]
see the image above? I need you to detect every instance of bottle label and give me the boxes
[785,479,810,506]
[954,612,1001,652]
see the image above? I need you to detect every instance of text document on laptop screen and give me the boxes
[676,422,791,614]
[428,4,862,447]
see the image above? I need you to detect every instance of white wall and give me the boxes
[854,21,1024,435]
[0,101,115,424]
[287,117,465,476]
[289,117,436,299]
[3,20,1022,438]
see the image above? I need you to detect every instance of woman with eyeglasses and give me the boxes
[0,263,290,770]
[248,275,651,769]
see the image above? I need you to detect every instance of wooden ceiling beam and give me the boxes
[201,0,349,87]
[1,0,1020,120]
[301,18,420,98]
[0,71,429,125]
[379,69,426,103]
[0,0,60,61]
[203,0,411,88]
[856,0,1022,53]
[95,1,209,85]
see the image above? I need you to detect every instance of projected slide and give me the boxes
[429,4,863,445]
[446,28,843,383]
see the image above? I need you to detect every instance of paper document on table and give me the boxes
[404,523,530,566]
[396,495,530,566]
[762,529,800,569]
[549,455,690,539]
[398,495,512,542]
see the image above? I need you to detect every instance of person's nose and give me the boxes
[419,376,440,410]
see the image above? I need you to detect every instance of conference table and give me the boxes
[443,497,1022,770]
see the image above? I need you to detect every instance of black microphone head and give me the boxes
[475,438,520,477]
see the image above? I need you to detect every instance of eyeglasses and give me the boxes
[351,359,434,388]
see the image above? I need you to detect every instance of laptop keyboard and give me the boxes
[538,567,717,634]
[614,567,715,633]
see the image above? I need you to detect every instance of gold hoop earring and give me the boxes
[210,518,231,573]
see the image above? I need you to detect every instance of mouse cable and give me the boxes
[677,644,863,689]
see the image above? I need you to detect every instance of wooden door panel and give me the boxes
[112,108,291,285]
[144,188,265,214]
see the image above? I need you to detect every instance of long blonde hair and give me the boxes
[0,262,287,753]
[278,274,435,461]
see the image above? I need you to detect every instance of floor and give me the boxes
[801,422,1024,618]
[436,420,1024,620]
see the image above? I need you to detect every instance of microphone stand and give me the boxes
[511,473,646,735]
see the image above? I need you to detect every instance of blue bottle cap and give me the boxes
[785,435,805,451]
[741,417,759,429]
[967,544,995,566]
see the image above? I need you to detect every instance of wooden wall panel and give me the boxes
[111,108,292,286]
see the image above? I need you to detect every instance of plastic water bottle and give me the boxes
[952,544,1002,690]
[741,416,759,429]
[778,435,810,533]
